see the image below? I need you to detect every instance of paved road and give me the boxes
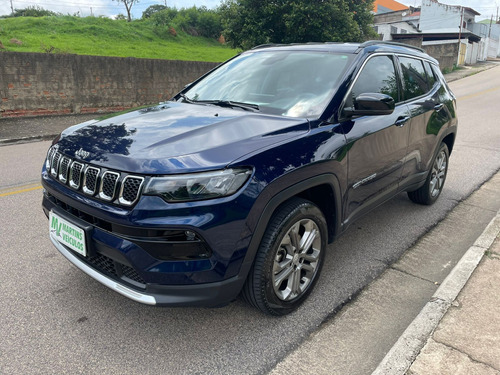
[1,66,500,375]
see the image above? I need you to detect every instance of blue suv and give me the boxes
[42,41,457,315]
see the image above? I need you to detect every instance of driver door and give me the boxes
[341,54,410,225]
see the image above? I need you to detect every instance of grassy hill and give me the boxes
[0,16,238,62]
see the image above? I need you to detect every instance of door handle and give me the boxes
[434,103,444,112]
[395,116,410,127]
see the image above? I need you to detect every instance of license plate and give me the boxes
[49,211,86,257]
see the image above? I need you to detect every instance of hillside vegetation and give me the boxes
[0,16,238,62]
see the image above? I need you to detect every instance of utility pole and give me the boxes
[90,7,93,16]
[10,0,14,14]
[489,14,493,38]
[457,6,464,65]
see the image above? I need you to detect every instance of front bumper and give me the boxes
[41,167,254,307]
[49,235,246,306]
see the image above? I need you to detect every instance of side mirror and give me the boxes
[344,93,395,117]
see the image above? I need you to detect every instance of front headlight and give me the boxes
[143,168,252,202]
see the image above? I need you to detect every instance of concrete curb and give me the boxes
[445,63,498,83]
[0,134,57,146]
[371,210,500,375]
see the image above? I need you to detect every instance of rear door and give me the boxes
[341,54,410,225]
[397,56,453,188]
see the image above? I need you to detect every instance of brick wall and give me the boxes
[0,52,219,117]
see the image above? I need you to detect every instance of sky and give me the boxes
[0,0,498,21]
[0,0,222,18]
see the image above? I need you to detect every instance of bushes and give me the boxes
[10,6,59,17]
[146,6,223,40]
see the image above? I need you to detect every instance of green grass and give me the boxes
[0,16,238,62]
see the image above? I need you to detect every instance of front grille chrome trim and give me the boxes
[58,156,72,184]
[50,152,62,178]
[118,176,145,206]
[82,166,100,196]
[47,151,144,207]
[46,147,56,169]
[69,161,84,189]
[99,171,120,201]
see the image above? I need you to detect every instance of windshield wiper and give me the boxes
[178,93,195,103]
[196,100,260,112]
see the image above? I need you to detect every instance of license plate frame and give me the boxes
[49,211,87,257]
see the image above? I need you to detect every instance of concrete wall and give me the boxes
[375,22,416,41]
[420,0,461,31]
[396,37,459,70]
[0,52,219,117]
[423,41,461,69]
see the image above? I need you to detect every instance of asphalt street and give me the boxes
[1,66,500,375]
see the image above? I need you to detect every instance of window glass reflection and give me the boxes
[346,55,399,108]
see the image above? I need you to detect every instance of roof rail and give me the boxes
[251,44,285,50]
[356,40,425,53]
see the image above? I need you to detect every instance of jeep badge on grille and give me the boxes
[75,148,90,159]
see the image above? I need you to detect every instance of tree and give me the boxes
[113,0,138,22]
[219,0,376,50]
[142,4,167,19]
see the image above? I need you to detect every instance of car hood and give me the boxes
[55,102,309,174]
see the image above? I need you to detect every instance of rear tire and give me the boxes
[242,198,327,316]
[408,142,449,205]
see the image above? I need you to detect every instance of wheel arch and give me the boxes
[441,132,455,155]
[237,174,343,289]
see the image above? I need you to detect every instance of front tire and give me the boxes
[408,142,449,205]
[242,198,327,316]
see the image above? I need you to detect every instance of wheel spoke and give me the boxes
[289,223,301,250]
[274,265,294,288]
[429,177,437,193]
[273,257,292,274]
[290,269,302,296]
[302,248,320,263]
[301,263,315,273]
[299,228,317,253]
[436,153,444,170]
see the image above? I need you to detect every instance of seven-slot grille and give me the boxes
[46,148,144,206]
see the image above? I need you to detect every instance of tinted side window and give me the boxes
[346,55,399,108]
[424,61,436,88]
[399,57,429,100]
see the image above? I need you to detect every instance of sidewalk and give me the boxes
[408,234,500,375]
[373,210,500,375]
[0,61,498,146]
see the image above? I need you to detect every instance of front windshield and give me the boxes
[183,50,352,118]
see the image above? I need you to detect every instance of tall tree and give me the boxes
[113,0,138,22]
[220,0,376,50]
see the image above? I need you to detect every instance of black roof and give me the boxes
[247,40,437,64]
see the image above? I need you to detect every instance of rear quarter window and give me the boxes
[424,61,436,88]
